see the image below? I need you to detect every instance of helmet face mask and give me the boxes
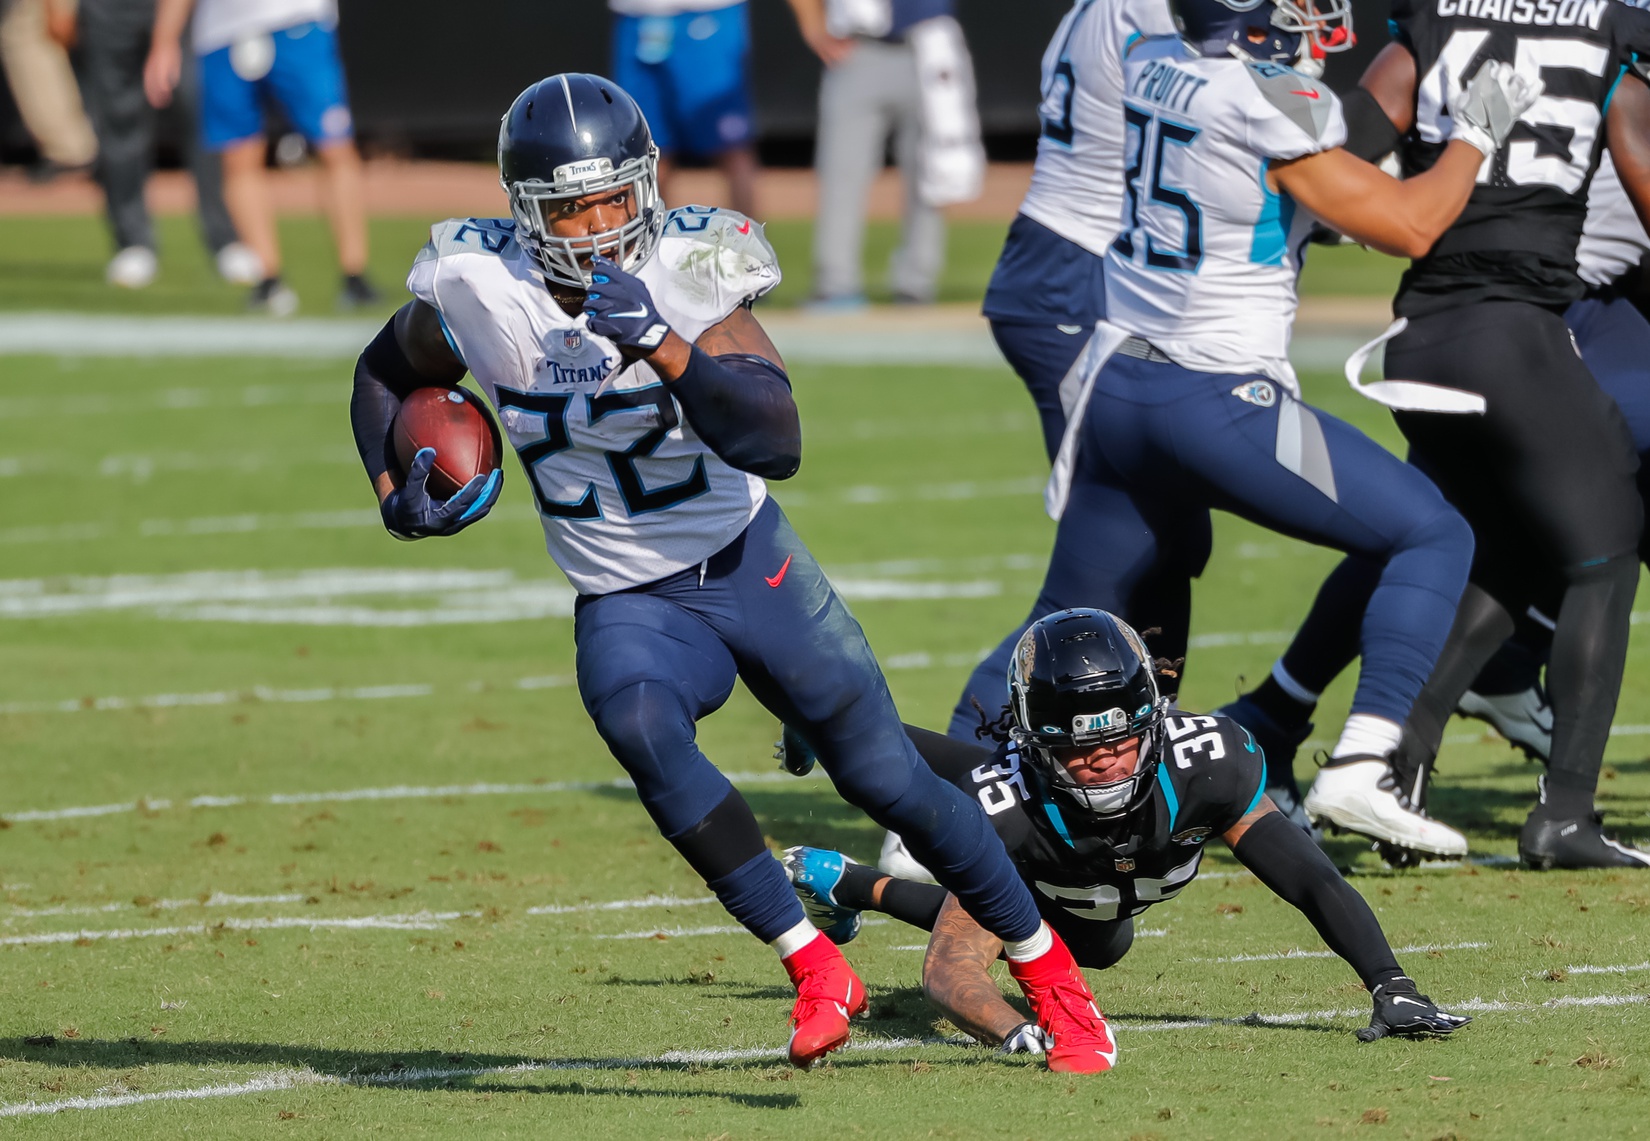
[1008,609,1169,821]
[497,74,668,289]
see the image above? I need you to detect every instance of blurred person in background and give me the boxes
[786,0,983,309]
[48,0,260,288]
[609,0,757,217]
[0,0,97,180]
[143,0,378,314]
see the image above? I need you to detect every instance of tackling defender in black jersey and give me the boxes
[1240,0,1650,868]
[784,610,1469,1056]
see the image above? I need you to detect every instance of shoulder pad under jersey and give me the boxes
[1158,713,1267,833]
[1242,61,1339,145]
[652,207,782,310]
[414,218,520,265]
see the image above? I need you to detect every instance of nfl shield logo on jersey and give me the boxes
[1231,380,1276,407]
[564,330,583,351]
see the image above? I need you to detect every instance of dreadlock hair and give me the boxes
[968,694,1017,743]
[1135,626,1184,700]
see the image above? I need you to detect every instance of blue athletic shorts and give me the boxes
[198,20,353,151]
[611,3,753,157]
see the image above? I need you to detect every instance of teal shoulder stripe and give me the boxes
[1244,757,1269,816]
[1156,764,1180,832]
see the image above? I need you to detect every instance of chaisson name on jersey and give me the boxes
[1435,0,1607,30]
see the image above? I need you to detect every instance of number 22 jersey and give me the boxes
[406,208,782,596]
[1390,0,1650,314]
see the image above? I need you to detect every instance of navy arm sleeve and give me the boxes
[350,310,468,485]
[668,347,802,480]
[1231,812,1404,991]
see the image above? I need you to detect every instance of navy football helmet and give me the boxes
[498,73,665,288]
[1168,0,1352,72]
[1008,609,1170,818]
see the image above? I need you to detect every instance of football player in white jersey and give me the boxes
[959,0,1542,862]
[348,73,1122,1073]
[950,0,1340,745]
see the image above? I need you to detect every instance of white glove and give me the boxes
[999,1021,1052,1055]
[1450,60,1544,157]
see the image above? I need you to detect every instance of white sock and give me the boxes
[1002,922,1053,963]
[1271,660,1320,706]
[770,918,819,960]
[1331,713,1402,761]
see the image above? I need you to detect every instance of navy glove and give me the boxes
[583,255,672,354]
[1356,976,1472,1041]
[381,447,501,540]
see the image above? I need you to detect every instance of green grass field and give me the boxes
[0,212,1644,1138]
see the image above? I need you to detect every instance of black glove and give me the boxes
[582,255,671,355]
[1356,976,1471,1042]
[381,447,501,540]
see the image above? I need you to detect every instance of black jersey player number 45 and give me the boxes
[1419,29,1610,191]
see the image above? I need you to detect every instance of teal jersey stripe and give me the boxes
[1156,763,1180,832]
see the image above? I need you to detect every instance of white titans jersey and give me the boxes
[1105,38,1346,391]
[407,208,781,596]
[1578,153,1649,288]
[1018,0,1179,258]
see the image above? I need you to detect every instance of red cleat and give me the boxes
[782,932,869,1068]
[1006,929,1118,1073]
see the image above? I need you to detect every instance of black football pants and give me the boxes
[1387,301,1641,815]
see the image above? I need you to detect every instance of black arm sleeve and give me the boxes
[350,317,452,485]
[905,724,996,785]
[1230,812,1404,990]
[1341,85,1404,164]
[667,347,802,480]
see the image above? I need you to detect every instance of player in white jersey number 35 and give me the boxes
[346,73,1120,1073]
[968,0,1542,864]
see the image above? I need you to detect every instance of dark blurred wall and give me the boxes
[1,0,1388,160]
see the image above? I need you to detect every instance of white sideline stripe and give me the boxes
[7,989,1648,1119]
[0,911,473,946]
[1,769,808,825]
[0,1035,951,1119]
[1191,940,1487,965]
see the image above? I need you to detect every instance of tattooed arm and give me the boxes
[921,894,1025,1045]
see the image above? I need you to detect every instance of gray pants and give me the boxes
[78,0,236,254]
[812,37,944,302]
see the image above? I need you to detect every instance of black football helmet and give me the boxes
[498,73,665,288]
[1008,609,1169,818]
[1168,0,1351,72]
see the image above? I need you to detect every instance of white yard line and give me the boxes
[1190,940,1488,965]
[0,911,473,946]
[2,769,808,825]
[6,892,304,919]
[3,988,1645,1118]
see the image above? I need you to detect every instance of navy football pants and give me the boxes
[949,354,1473,738]
[990,320,1092,462]
[575,498,1042,944]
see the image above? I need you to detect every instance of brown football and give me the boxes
[391,387,501,500]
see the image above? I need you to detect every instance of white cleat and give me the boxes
[215,241,265,285]
[106,246,157,289]
[1304,758,1468,858]
[1457,686,1551,761]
